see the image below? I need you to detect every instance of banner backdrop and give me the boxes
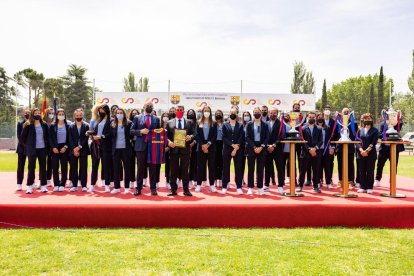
[95,92,315,111]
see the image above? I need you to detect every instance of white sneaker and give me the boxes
[327,184,333,189]
[247,188,253,195]
[105,185,111,193]
[82,187,87,192]
[26,186,33,194]
[237,188,244,195]
[17,184,22,191]
[374,180,380,187]
[221,188,227,194]
[70,187,78,192]
[124,188,130,194]
[210,186,217,193]
[258,188,265,195]
[195,185,202,192]
[111,189,120,194]
[367,189,373,194]
[58,186,65,192]
[357,189,366,193]
[47,180,52,187]
[100,180,105,187]
[278,187,285,195]
[53,186,59,192]
[87,185,95,193]
[41,186,48,193]
[66,181,73,188]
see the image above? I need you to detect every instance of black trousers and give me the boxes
[264,153,276,185]
[129,153,136,182]
[101,150,112,186]
[164,151,170,183]
[196,149,216,186]
[298,155,320,188]
[156,164,161,183]
[169,152,190,193]
[320,152,334,185]
[188,147,197,182]
[359,158,376,190]
[222,150,243,189]
[247,151,266,188]
[241,152,247,184]
[17,153,27,184]
[265,151,285,187]
[215,140,223,180]
[306,161,312,182]
[136,151,156,191]
[51,144,68,187]
[337,150,355,182]
[113,148,130,189]
[70,155,88,187]
[27,148,47,186]
[376,149,399,181]
[91,153,104,186]
[46,152,53,181]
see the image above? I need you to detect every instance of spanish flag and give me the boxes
[41,96,47,118]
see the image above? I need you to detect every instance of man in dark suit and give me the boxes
[322,105,335,183]
[265,107,285,194]
[130,101,160,195]
[297,111,323,193]
[165,105,195,196]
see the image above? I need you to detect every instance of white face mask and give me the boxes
[163,117,169,123]
[48,114,54,120]
[203,112,210,118]
[324,110,331,116]
[57,115,65,121]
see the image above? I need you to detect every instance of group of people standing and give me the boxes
[16,101,404,196]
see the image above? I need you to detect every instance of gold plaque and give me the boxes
[174,129,186,148]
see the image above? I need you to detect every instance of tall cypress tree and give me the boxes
[378,66,385,116]
[321,79,327,108]
[369,83,376,120]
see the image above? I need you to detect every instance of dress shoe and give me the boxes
[151,190,158,196]
[134,189,142,196]
[167,191,177,196]
[314,187,321,193]
[183,191,192,196]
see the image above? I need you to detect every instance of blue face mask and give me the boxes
[244,116,251,122]
[116,114,124,120]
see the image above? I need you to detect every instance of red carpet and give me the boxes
[1,172,414,228]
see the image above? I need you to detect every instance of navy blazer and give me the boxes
[166,118,195,156]
[16,119,26,154]
[356,127,379,160]
[68,122,90,156]
[130,114,161,152]
[93,119,112,152]
[49,123,70,149]
[110,120,133,155]
[267,119,283,153]
[301,125,323,158]
[21,122,49,156]
[222,121,245,155]
[245,121,269,157]
[378,121,405,152]
[195,122,217,152]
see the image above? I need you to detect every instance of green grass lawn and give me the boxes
[0,228,413,275]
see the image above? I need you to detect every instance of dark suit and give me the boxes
[222,121,245,189]
[68,122,90,187]
[110,121,133,189]
[298,125,323,188]
[21,122,49,186]
[16,119,27,185]
[166,118,195,193]
[245,121,269,188]
[49,123,70,187]
[265,119,285,187]
[130,114,161,191]
[356,127,379,190]
[92,119,112,186]
[195,122,217,186]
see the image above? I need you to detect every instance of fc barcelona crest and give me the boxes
[170,95,180,105]
[230,96,240,106]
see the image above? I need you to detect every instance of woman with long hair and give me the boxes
[89,104,105,188]
[42,107,55,187]
[186,109,197,188]
[214,109,224,187]
[241,111,252,186]
[128,109,140,189]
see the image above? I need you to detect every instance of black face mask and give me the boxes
[294,109,300,112]
[261,111,268,117]
[229,114,237,120]
[254,113,261,119]
[76,117,83,122]
[169,113,176,119]
[308,118,316,125]
[187,114,195,120]
[215,115,223,120]
[364,120,373,126]
[24,114,30,119]
[33,115,41,120]
[145,106,153,114]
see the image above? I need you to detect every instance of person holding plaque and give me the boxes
[166,105,195,196]
[130,101,160,196]
[356,113,379,194]
[245,106,269,195]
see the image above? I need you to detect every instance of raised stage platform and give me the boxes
[1,172,413,228]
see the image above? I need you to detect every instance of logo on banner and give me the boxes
[170,95,180,104]
[243,99,256,105]
[146,97,159,104]
[293,99,306,106]
[230,96,240,105]
[268,99,281,105]
[121,98,134,104]
[96,98,110,104]
[196,102,208,108]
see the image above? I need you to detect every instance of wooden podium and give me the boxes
[379,140,410,198]
[330,141,361,198]
[281,140,307,197]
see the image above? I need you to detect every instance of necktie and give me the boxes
[178,119,182,129]
[146,115,150,129]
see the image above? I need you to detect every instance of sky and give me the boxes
[1,0,414,102]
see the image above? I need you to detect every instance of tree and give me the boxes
[321,79,327,108]
[0,67,16,137]
[139,77,149,92]
[408,50,414,95]
[377,66,385,116]
[368,83,376,120]
[123,72,149,92]
[43,78,64,109]
[14,68,44,108]
[290,61,315,94]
